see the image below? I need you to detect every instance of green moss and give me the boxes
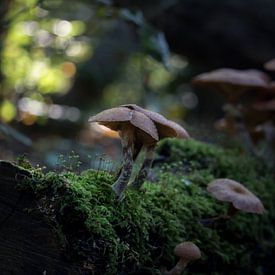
[21,139,275,274]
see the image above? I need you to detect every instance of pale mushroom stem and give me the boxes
[115,144,141,179]
[165,259,188,275]
[131,144,156,190]
[224,103,256,155]
[111,129,134,200]
[235,117,256,155]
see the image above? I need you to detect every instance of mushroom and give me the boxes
[121,104,189,189]
[207,178,265,218]
[192,69,271,154]
[89,105,189,199]
[165,242,201,275]
[89,107,158,200]
[192,68,270,103]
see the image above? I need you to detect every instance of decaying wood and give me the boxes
[0,161,85,274]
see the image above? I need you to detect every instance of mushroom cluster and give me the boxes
[192,67,275,160]
[89,104,189,200]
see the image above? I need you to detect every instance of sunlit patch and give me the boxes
[0,100,17,122]
[29,61,47,80]
[90,123,119,138]
[17,97,81,122]
[66,42,82,56]
[66,42,93,61]
[20,112,37,125]
[18,97,46,116]
[53,20,72,37]
[23,21,39,36]
[36,30,52,47]
[60,62,76,77]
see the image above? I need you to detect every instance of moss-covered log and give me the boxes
[0,161,86,274]
[1,139,275,274]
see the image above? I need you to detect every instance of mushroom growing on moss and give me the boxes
[121,104,189,189]
[165,241,201,275]
[89,105,189,199]
[89,107,158,200]
[207,178,265,217]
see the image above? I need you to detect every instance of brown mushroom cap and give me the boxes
[121,104,189,139]
[192,69,270,89]
[174,242,201,262]
[207,179,265,214]
[164,119,190,139]
[88,107,159,142]
[192,69,270,102]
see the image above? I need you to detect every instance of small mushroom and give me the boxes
[121,104,189,189]
[207,178,265,217]
[165,242,201,275]
[89,107,158,200]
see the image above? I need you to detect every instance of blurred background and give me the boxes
[1,0,275,170]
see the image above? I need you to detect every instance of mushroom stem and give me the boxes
[111,128,134,200]
[227,203,239,217]
[131,144,156,190]
[200,204,239,226]
[165,259,188,275]
[224,104,256,155]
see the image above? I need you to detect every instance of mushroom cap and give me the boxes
[264,58,275,71]
[121,104,189,139]
[192,68,270,92]
[165,119,190,139]
[174,242,201,261]
[88,107,159,141]
[207,179,265,214]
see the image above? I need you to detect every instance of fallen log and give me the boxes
[0,161,84,274]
